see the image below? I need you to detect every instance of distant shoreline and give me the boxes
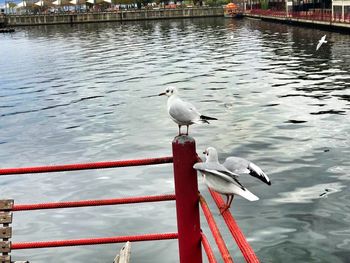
[3,7,224,27]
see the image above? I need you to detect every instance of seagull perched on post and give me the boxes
[193,147,259,213]
[316,35,327,51]
[158,87,217,135]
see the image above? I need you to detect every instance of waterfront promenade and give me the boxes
[2,7,350,32]
[4,7,223,26]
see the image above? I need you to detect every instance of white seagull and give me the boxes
[158,87,217,135]
[316,35,327,51]
[193,147,259,213]
[223,156,271,185]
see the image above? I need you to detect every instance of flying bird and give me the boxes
[316,35,327,51]
[158,87,217,135]
[193,147,259,213]
[223,156,271,185]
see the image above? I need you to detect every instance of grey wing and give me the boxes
[223,157,250,175]
[169,100,200,124]
[224,157,271,185]
[193,162,244,189]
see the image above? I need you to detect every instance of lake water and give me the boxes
[1,17,349,262]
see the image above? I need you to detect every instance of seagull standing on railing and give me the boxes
[157,87,217,135]
[193,147,259,213]
[316,35,327,51]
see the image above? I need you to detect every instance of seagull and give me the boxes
[158,86,217,135]
[223,156,271,185]
[316,35,327,51]
[193,147,259,213]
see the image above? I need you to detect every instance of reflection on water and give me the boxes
[0,18,350,262]
[271,182,346,203]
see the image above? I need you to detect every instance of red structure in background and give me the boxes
[0,136,260,263]
[249,9,350,23]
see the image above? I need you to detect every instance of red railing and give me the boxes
[249,9,350,24]
[12,194,176,211]
[199,195,233,263]
[11,233,179,250]
[0,136,259,263]
[201,233,217,263]
[0,156,173,175]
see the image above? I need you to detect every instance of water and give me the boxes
[1,17,350,262]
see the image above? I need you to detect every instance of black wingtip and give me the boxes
[249,170,271,186]
[200,115,218,121]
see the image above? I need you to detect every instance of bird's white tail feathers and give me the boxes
[234,186,259,201]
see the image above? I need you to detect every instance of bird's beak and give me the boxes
[203,150,207,155]
[141,94,159,98]
[158,92,166,96]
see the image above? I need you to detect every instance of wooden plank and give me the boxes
[0,241,11,253]
[113,241,131,263]
[0,201,13,211]
[0,255,11,263]
[0,212,12,224]
[0,227,11,239]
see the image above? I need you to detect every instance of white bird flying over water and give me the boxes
[223,156,271,185]
[193,147,259,213]
[158,87,217,135]
[316,35,327,51]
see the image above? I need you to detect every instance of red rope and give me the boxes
[209,189,260,263]
[201,232,218,263]
[11,232,178,250]
[12,194,176,211]
[0,156,173,175]
[199,194,233,263]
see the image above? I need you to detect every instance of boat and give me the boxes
[224,3,243,18]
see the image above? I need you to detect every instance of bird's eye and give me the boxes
[171,90,173,94]
[166,89,169,93]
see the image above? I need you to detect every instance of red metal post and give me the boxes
[172,135,202,263]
